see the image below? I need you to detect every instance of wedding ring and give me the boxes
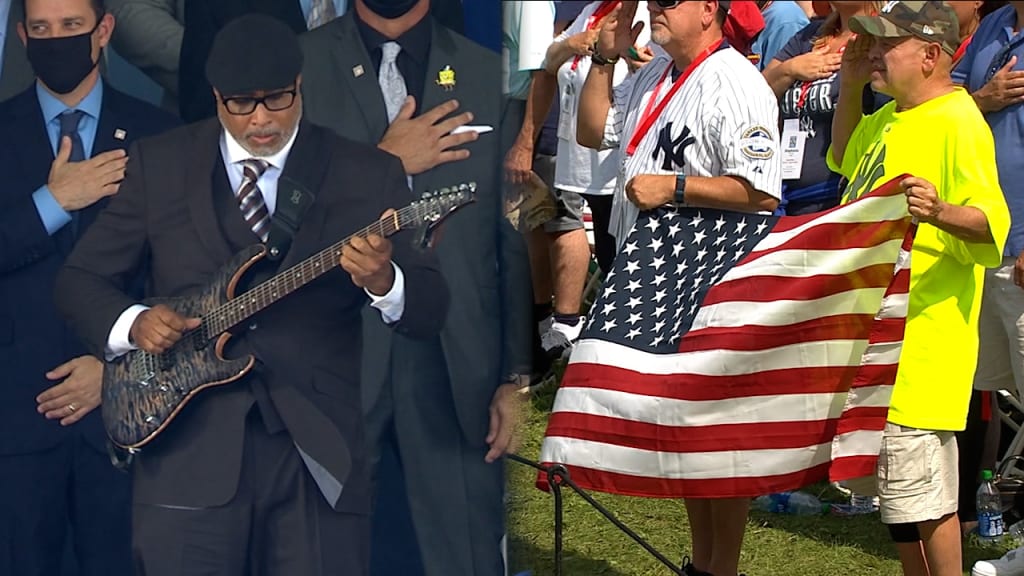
[67,403,77,413]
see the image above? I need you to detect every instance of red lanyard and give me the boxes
[953,34,973,66]
[571,0,620,71]
[626,39,724,156]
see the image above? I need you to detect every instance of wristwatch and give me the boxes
[590,42,620,66]
[674,173,687,206]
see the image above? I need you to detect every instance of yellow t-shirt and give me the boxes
[827,88,1009,431]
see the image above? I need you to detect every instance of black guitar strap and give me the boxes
[264,175,316,262]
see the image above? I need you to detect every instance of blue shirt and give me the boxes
[751,1,809,71]
[298,0,347,26]
[953,4,1024,256]
[0,0,10,85]
[31,79,104,235]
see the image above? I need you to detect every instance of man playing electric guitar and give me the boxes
[54,14,448,576]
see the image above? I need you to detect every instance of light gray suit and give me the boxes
[0,0,32,103]
[300,12,532,576]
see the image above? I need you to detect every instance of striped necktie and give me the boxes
[306,0,337,30]
[236,159,271,242]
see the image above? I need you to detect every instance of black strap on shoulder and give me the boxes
[264,175,316,262]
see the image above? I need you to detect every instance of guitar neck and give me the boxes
[204,206,420,336]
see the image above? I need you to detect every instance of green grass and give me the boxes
[506,381,1017,576]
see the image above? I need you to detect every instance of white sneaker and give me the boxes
[974,547,1024,576]
[540,317,584,359]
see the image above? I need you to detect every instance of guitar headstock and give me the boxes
[408,182,477,248]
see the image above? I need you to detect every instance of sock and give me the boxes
[553,313,580,327]
[533,303,552,324]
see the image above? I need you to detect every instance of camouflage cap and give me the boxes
[849,1,959,56]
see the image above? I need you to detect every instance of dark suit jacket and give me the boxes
[0,1,33,102]
[177,0,466,123]
[0,83,178,455]
[300,14,532,445]
[54,119,448,513]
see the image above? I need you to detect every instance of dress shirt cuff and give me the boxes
[32,186,72,236]
[105,304,150,360]
[366,262,405,324]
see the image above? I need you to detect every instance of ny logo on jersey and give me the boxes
[654,122,696,171]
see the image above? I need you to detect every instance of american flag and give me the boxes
[538,177,915,498]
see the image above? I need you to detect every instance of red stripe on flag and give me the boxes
[744,220,908,265]
[678,314,875,352]
[563,363,862,400]
[768,177,910,235]
[702,264,897,306]
[833,405,891,436]
[680,312,907,353]
[829,455,880,482]
[536,462,833,499]
[545,413,841,453]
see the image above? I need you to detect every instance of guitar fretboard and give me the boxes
[201,199,447,337]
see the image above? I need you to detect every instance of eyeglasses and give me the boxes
[652,0,683,8]
[220,89,297,115]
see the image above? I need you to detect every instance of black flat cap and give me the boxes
[206,14,303,96]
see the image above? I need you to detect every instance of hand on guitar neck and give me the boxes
[129,305,202,355]
[340,209,397,296]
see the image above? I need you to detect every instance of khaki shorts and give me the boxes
[846,423,959,524]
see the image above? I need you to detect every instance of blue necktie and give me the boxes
[59,110,86,237]
[59,110,86,161]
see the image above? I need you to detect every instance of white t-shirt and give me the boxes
[603,47,782,244]
[553,1,652,196]
[502,1,555,99]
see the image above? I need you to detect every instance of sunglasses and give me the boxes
[652,0,683,7]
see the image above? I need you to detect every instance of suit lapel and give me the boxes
[93,88,122,155]
[330,15,389,142]
[276,123,330,270]
[185,120,235,265]
[9,90,56,184]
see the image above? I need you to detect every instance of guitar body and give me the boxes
[102,244,266,450]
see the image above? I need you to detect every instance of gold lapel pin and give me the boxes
[436,65,455,91]
[114,128,126,141]
[353,65,365,78]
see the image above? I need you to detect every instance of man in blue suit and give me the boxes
[0,0,177,574]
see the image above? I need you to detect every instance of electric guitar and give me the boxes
[102,183,476,450]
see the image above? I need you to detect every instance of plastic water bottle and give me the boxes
[977,469,1005,541]
[752,492,826,515]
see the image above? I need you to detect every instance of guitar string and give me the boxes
[202,194,456,338]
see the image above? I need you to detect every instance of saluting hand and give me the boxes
[341,210,396,296]
[596,1,641,61]
[839,33,874,88]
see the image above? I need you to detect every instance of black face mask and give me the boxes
[25,24,100,94]
[362,0,420,19]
